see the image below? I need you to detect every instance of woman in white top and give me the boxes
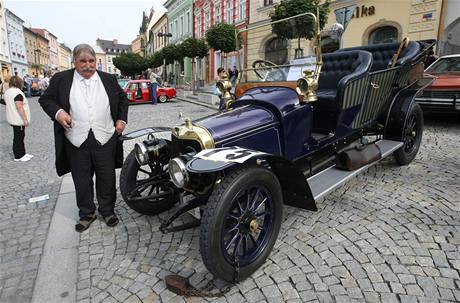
[4,76,33,162]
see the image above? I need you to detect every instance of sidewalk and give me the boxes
[175,88,219,110]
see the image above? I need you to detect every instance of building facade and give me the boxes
[164,0,193,84]
[145,9,167,56]
[5,8,28,77]
[23,27,40,75]
[145,12,169,77]
[93,44,106,73]
[58,43,72,71]
[96,38,131,75]
[194,0,249,85]
[0,0,12,81]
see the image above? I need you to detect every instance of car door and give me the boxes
[141,82,151,101]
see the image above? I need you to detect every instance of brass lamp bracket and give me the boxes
[216,71,234,110]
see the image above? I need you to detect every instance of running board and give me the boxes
[307,140,403,201]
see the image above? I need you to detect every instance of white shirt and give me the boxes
[65,71,115,147]
[4,87,30,126]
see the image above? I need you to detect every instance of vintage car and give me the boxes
[119,12,434,283]
[124,79,176,104]
[415,54,460,113]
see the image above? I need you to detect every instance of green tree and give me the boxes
[178,38,209,92]
[161,44,181,65]
[146,51,164,68]
[270,0,330,56]
[180,37,209,59]
[205,23,242,53]
[113,53,147,77]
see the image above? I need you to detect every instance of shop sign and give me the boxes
[352,5,376,18]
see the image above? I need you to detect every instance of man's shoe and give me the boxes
[75,214,97,232]
[14,155,31,162]
[103,214,119,227]
[24,153,34,159]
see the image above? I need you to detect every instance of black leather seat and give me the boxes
[336,41,420,72]
[313,50,373,133]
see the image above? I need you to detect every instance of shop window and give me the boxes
[264,37,288,65]
[368,26,398,45]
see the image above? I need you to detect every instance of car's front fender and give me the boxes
[186,147,317,211]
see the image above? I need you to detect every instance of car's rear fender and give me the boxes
[186,147,317,211]
[384,76,435,140]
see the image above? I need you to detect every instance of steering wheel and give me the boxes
[252,59,287,82]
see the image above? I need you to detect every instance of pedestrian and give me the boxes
[39,44,129,232]
[24,74,32,97]
[424,49,438,68]
[149,68,159,105]
[228,65,239,86]
[4,75,33,162]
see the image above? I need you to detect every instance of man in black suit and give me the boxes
[39,44,129,232]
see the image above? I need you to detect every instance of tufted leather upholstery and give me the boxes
[319,50,372,90]
[336,41,420,72]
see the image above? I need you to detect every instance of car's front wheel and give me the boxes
[119,150,179,215]
[394,103,424,165]
[200,167,283,282]
[158,95,168,103]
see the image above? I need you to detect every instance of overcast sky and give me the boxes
[4,0,167,48]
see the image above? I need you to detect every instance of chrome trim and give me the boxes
[168,157,188,188]
[134,142,149,165]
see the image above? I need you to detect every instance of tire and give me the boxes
[158,95,168,103]
[394,103,424,165]
[200,166,283,282]
[119,150,178,215]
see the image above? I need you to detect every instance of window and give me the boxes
[180,16,184,36]
[215,4,221,23]
[108,66,111,72]
[227,1,233,23]
[204,9,210,31]
[265,37,288,65]
[368,26,398,44]
[239,0,246,20]
[264,0,273,6]
[196,14,201,37]
[186,12,191,33]
[175,19,178,38]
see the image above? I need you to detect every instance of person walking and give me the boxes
[4,76,33,162]
[148,68,159,105]
[39,44,129,232]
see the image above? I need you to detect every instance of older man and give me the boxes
[39,44,129,232]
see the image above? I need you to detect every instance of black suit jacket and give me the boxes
[39,69,129,176]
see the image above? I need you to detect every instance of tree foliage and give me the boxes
[113,53,146,77]
[180,38,209,58]
[147,51,164,68]
[206,23,242,53]
[161,44,182,64]
[270,0,330,41]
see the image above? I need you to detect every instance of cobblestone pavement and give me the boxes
[2,97,460,303]
[0,97,62,303]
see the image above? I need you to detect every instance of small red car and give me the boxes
[123,80,176,104]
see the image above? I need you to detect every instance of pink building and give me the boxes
[193,0,249,85]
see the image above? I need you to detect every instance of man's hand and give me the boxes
[56,110,72,129]
[115,120,126,135]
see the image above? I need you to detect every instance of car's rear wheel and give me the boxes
[158,95,168,103]
[394,103,424,165]
[200,167,283,281]
[120,150,179,215]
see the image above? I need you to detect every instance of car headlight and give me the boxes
[169,157,188,188]
[134,142,149,165]
[296,78,309,96]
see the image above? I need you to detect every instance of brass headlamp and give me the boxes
[216,71,234,110]
[295,8,322,103]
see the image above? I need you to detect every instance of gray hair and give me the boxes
[72,44,96,62]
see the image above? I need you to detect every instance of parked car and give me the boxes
[415,54,460,113]
[123,80,176,104]
[119,13,434,283]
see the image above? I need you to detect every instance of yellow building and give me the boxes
[58,43,72,71]
[325,0,441,48]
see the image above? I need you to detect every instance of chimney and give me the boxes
[113,39,118,45]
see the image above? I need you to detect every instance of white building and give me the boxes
[5,8,28,77]
[0,0,12,81]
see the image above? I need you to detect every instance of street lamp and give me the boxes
[157,32,172,82]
